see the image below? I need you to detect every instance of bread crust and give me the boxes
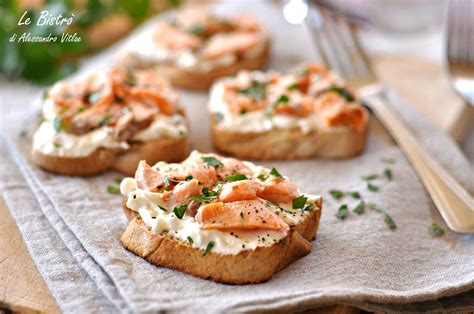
[121,216,311,284]
[120,198,322,284]
[122,41,270,91]
[210,114,368,160]
[32,136,189,176]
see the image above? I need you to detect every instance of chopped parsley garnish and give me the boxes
[224,173,248,181]
[335,204,348,219]
[362,174,379,180]
[257,174,269,181]
[164,176,170,190]
[173,204,187,219]
[269,167,284,179]
[367,183,379,192]
[292,195,308,209]
[214,112,224,123]
[188,24,205,36]
[381,157,396,164]
[203,241,215,256]
[107,185,121,194]
[384,169,393,181]
[348,191,361,199]
[328,85,354,102]
[201,156,223,168]
[303,203,315,211]
[77,106,86,113]
[125,70,136,86]
[384,213,397,230]
[329,190,345,200]
[158,205,168,212]
[367,202,382,213]
[287,84,300,91]
[86,91,102,104]
[187,236,194,244]
[53,141,62,148]
[275,94,289,106]
[100,114,111,126]
[53,117,62,132]
[429,223,444,237]
[192,188,218,203]
[19,129,28,139]
[353,201,364,215]
[185,175,193,181]
[114,177,123,184]
[237,80,267,101]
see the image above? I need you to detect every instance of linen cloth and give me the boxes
[1,1,473,313]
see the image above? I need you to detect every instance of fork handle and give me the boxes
[367,95,474,233]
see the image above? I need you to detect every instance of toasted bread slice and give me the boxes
[211,115,366,160]
[122,41,270,91]
[32,137,189,176]
[121,215,312,284]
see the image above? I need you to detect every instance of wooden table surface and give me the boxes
[0,56,472,313]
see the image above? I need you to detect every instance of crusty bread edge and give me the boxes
[210,114,368,160]
[32,136,189,176]
[121,215,312,284]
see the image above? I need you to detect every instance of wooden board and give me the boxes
[0,56,470,313]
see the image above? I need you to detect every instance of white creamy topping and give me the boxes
[33,99,187,157]
[120,160,322,256]
[209,82,321,134]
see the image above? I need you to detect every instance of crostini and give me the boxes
[122,8,270,91]
[32,68,189,176]
[209,63,369,160]
[120,151,322,284]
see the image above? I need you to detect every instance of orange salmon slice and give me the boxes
[197,200,289,231]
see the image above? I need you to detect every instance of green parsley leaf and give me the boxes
[329,190,345,200]
[270,167,284,179]
[348,191,361,199]
[187,236,194,244]
[164,176,170,190]
[77,106,86,113]
[114,177,123,184]
[53,117,62,132]
[107,185,120,194]
[275,94,289,105]
[367,202,383,213]
[384,213,397,230]
[292,195,308,209]
[429,223,444,237]
[257,174,269,181]
[303,203,315,211]
[381,157,396,164]
[188,24,205,36]
[185,175,193,181]
[173,204,187,219]
[201,156,223,168]
[203,241,215,256]
[362,174,379,180]
[367,183,379,192]
[335,204,349,219]
[328,85,354,102]
[384,169,393,181]
[125,70,136,86]
[224,173,248,181]
[19,130,28,139]
[353,201,365,215]
[237,80,267,101]
[86,91,102,104]
[287,84,300,91]
[100,114,111,126]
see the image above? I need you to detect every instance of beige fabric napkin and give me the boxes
[1,1,473,313]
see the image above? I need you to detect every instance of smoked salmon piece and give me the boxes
[172,179,202,205]
[218,180,264,203]
[201,32,259,60]
[135,160,164,192]
[154,22,202,50]
[258,178,299,204]
[196,200,289,231]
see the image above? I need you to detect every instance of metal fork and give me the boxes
[305,5,474,233]
[446,0,474,105]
